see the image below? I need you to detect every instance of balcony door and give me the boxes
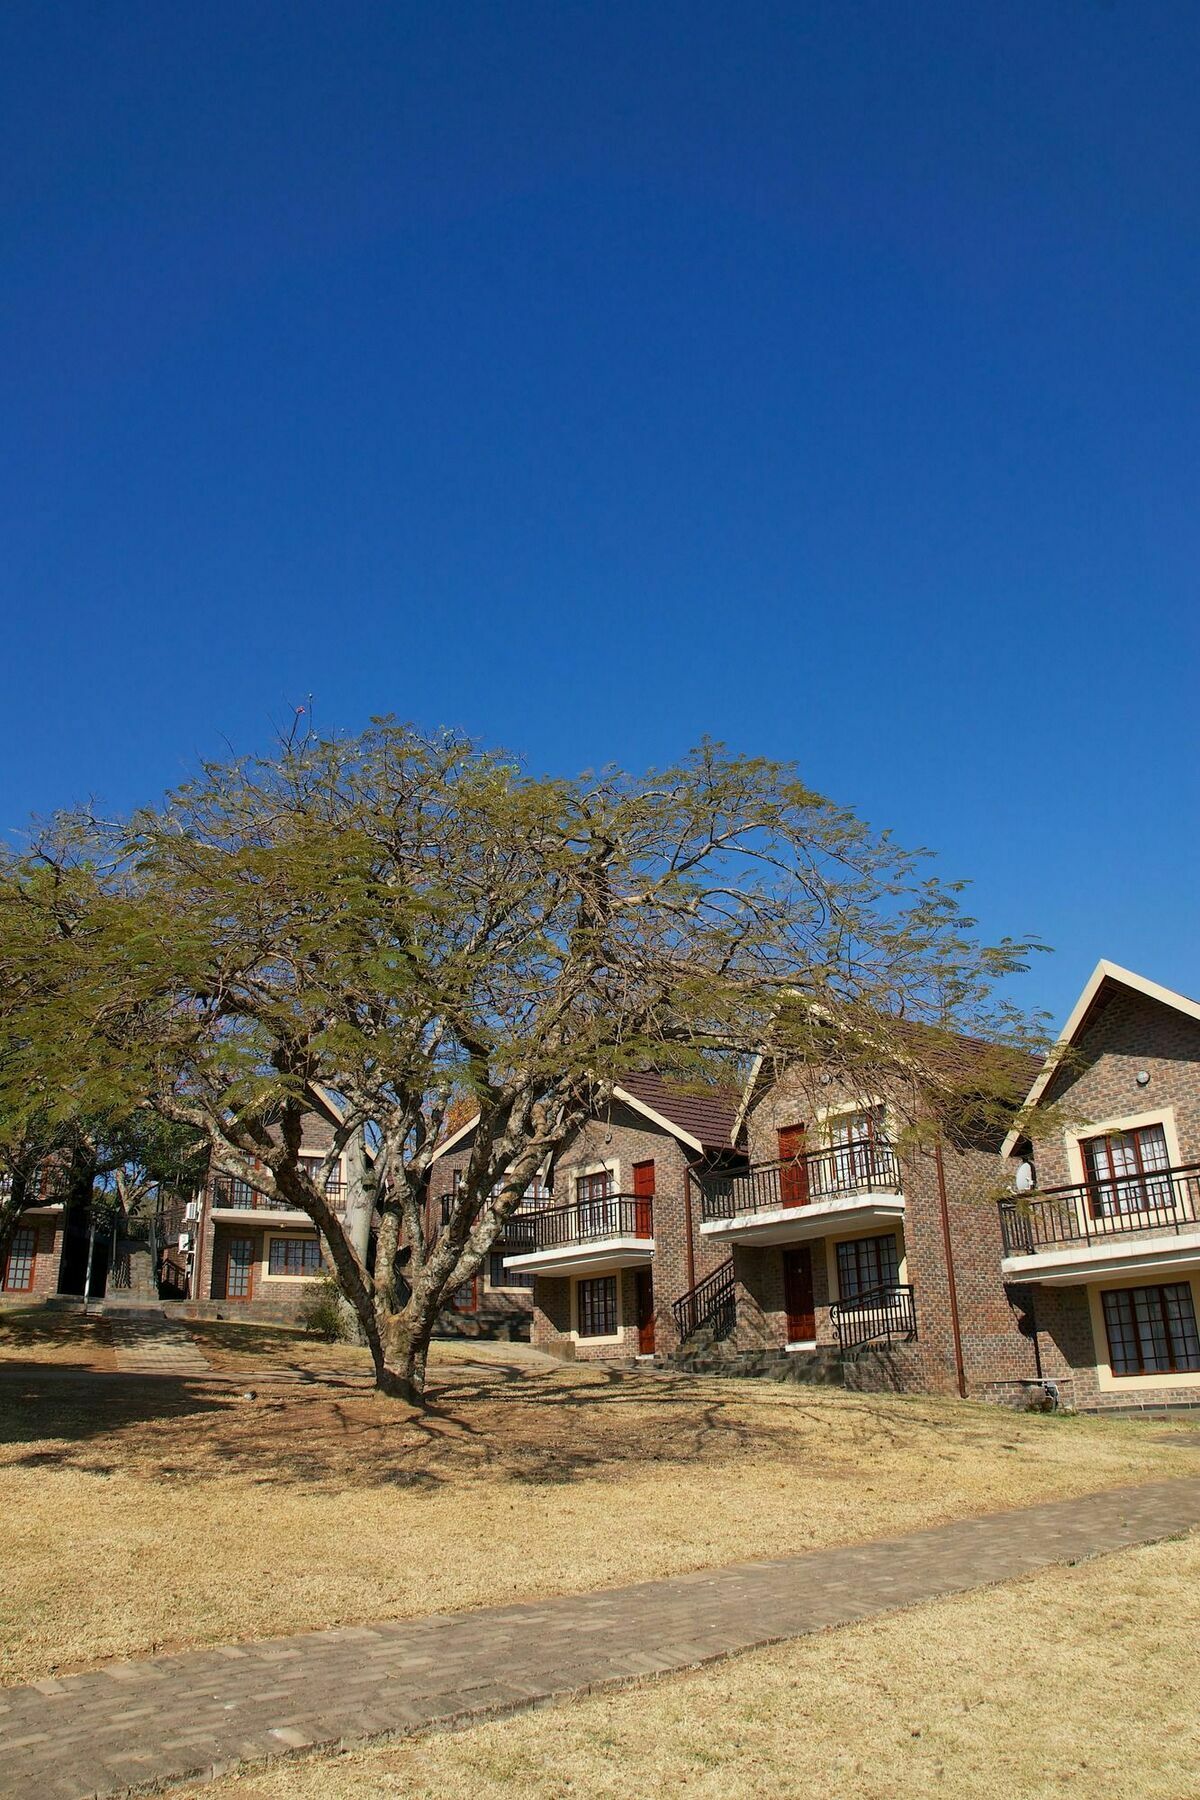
[778,1125,808,1208]
[782,1246,815,1343]
[224,1236,255,1301]
[1083,1124,1171,1217]
[576,1169,614,1238]
[632,1160,655,1237]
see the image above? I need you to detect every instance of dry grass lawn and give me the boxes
[0,1316,1196,1689]
[198,1532,1200,1800]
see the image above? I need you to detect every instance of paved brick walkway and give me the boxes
[2,1476,1198,1800]
[108,1318,213,1376]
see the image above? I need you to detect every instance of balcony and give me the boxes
[999,1164,1200,1285]
[206,1175,345,1226]
[503,1195,654,1278]
[697,1140,904,1248]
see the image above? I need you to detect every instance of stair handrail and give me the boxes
[672,1257,736,1342]
[830,1282,917,1353]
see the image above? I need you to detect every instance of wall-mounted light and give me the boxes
[1136,1070,1151,1088]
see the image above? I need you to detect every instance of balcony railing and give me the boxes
[207,1175,346,1213]
[696,1139,901,1223]
[524,1195,653,1251]
[999,1163,1200,1257]
[830,1283,917,1353]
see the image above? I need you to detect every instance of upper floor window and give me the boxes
[1082,1124,1170,1217]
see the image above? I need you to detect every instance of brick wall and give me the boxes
[738,1063,1037,1399]
[0,1214,65,1303]
[1011,984,1200,1409]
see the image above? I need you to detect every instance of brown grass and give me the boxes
[0,1322,1195,1688]
[198,1532,1200,1800]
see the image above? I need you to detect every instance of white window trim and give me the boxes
[262,1230,324,1283]
[1087,1270,1200,1392]
[1064,1107,1181,1187]
[571,1270,624,1344]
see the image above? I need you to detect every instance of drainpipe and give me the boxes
[682,1161,697,1294]
[934,1142,967,1399]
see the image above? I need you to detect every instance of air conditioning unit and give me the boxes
[177,1231,192,1253]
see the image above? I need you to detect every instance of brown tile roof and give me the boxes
[617,1069,741,1150]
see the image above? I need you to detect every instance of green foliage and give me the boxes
[0,720,1052,1390]
[299,1275,350,1342]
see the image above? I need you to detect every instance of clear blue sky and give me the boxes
[2,2,1197,1027]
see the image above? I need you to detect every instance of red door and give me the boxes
[778,1125,808,1208]
[224,1236,255,1301]
[632,1160,655,1237]
[634,1266,655,1354]
[782,1246,815,1343]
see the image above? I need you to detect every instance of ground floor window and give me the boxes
[2,1226,36,1292]
[836,1233,899,1300]
[1101,1283,1200,1376]
[487,1252,534,1290]
[450,1276,478,1311]
[267,1236,321,1277]
[577,1274,617,1338]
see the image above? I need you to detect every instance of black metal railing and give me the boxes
[672,1258,736,1343]
[998,1163,1200,1257]
[494,1207,539,1252]
[696,1139,901,1223]
[830,1283,917,1353]
[529,1195,653,1250]
[206,1175,346,1212]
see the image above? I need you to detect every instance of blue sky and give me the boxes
[2,2,1198,1028]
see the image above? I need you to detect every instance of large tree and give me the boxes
[1,725,1044,1400]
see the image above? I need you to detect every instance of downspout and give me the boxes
[682,1159,697,1294]
[933,1142,967,1399]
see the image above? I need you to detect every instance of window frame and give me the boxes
[1101,1282,1200,1378]
[266,1235,322,1279]
[576,1273,619,1339]
[835,1233,900,1302]
[2,1225,37,1292]
[487,1251,534,1291]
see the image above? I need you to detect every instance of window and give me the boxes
[827,1107,887,1193]
[1102,1284,1200,1377]
[267,1237,321,1277]
[2,1227,36,1292]
[1083,1124,1171,1217]
[836,1234,899,1301]
[576,1169,614,1237]
[578,1274,618,1338]
[451,1276,478,1311]
[488,1252,534,1290]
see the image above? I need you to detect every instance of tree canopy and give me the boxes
[0,723,1046,1398]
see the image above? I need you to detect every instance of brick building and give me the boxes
[189,1099,347,1320]
[429,1073,743,1358]
[998,961,1200,1412]
[0,1183,68,1304]
[689,1038,1046,1399]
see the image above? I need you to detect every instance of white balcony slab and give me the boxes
[210,1208,317,1227]
[700,1192,905,1247]
[1001,1228,1200,1286]
[504,1237,654,1278]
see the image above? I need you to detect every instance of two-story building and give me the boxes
[430,1072,743,1358]
[189,1099,348,1319]
[998,961,1200,1412]
[692,1034,1044,1397]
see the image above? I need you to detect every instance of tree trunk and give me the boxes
[339,1125,373,1344]
[372,1305,434,1406]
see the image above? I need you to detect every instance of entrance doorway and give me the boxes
[782,1246,815,1343]
[634,1266,655,1354]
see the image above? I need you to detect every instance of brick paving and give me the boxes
[1,1475,1198,1799]
[109,1318,213,1377]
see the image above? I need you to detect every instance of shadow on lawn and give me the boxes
[0,1354,824,1493]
